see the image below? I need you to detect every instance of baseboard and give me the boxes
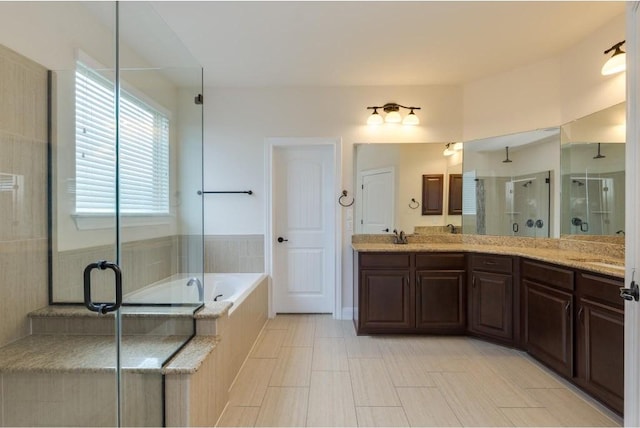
[341,307,354,320]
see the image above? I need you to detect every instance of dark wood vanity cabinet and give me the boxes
[522,260,574,377]
[357,253,413,333]
[469,254,514,342]
[415,253,466,333]
[575,272,625,414]
[356,252,465,334]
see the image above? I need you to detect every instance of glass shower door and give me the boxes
[48,2,204,425]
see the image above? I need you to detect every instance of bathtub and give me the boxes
[125,273,266,311]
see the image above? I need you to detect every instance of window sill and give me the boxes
[72,213,173,231]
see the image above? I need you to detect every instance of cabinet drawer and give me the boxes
[416,253,465,270]
[577,272,624,309]
[359,253,411,269]
[522,259,574,291]
[471,254,512,274]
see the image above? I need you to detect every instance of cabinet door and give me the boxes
[360,269,413,331]
[470,271,513,340]
[416,270,465,332]
[524,280,573,377]
[576,298,624,414]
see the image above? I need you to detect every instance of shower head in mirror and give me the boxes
[593,143,606,159]
[503,146,513,163]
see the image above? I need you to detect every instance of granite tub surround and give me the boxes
[352,234,624,278]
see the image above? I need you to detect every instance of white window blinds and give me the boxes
[75,63,170,215]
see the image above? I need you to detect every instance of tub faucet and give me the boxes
[186,277,204,301]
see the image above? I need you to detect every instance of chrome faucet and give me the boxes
[393,229,408,244]
[186,277,204,301]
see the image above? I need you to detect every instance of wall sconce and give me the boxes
[443,142,462,156]
[601,40,626,75]
[367,103,421,125]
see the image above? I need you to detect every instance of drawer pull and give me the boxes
[565,301,571,316]
[578,306,584,322]
[472,276,476,288]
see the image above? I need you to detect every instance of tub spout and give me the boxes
[187,277,204,301]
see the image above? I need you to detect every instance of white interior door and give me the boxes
[360,168,394,234]
[273,145,335,313]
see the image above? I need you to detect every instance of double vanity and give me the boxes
[352,235,624,415]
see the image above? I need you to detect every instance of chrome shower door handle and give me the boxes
[83,260,123,314]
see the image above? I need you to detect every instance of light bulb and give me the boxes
[452,142,463,151]
[385,110,402,123]
[367,111,383,125]
[402,110,420,125]
[602,50,626,76]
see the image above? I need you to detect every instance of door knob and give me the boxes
[382,228,389,232]
[277,237,288,243]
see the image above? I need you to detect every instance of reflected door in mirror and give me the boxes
[448,174,463,215]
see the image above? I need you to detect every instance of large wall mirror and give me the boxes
[354,143,462,234]
[560,102,625,240]
[462,128,560,238]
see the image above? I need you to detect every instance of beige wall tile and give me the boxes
[254,387,308,427]
[121,372,163,427]
[355,407,409,427]
[397,387,461,427]
[306,371,357,427]
[349,358,400,406]
[269,346,312,387]
[164,375,190,427]
[217,406,259,427]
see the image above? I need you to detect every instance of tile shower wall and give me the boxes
[52,236,179,302]
[204,235,264,273]
[0,44,49,347]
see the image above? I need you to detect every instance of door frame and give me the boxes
[625,2,640,425]
[265,137,343,319]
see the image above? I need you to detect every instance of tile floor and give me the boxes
[217,314,622,427]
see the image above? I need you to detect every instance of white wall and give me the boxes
[203,85,464,310]
[463,13,626,141]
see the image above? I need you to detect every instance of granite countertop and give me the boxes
[194,301,233,319]
[0,334,192,374]
[29,305,200,318]
[352,242,625,278]
[162,336,218,375]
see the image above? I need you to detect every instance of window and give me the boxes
[75,62,169,215]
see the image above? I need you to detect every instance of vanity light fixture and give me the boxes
[366,103,421,125]
[452,142,463,151]
[601,40,626,76]
[443,143,456,157]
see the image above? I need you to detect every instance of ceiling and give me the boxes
[150,1,624,88]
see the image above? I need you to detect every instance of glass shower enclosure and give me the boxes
[48,2,203,425]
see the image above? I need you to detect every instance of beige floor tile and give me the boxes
[254,387,309,427]
[217,406,260,427]
[526,388,619,427]
[265,316,294,330]
[282,318,316,347]
[269,346,312,387]
[349,358,400,406]
[341,320,358,337]
[432,372,513,427]
[397,387,461,427]
[250,329,286,358]
[382,353,436,387]
[229,358,277,407]
[500,407,563,427]
[306,371,358,427]
[345,336,382,359]
[312,337,349,371]
[465,358,540,407]
[315,315,344,338]
[356,407,409,427]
